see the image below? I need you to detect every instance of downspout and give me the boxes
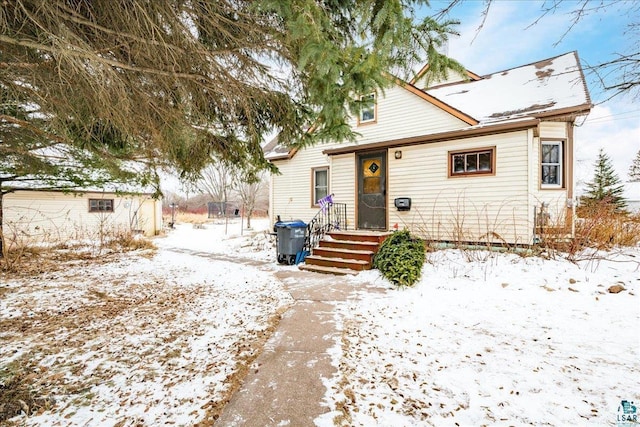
[567,121,576,238]
[527,126,539,244]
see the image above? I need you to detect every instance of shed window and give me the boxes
[358,93,376,124]
[89,199,114,213]
[541,141,563,187]
[449,148,495,177]
[312,167,329,206]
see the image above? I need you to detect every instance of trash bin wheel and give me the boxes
[287,255,296,265]
[277,254,287,264]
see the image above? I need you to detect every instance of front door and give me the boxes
[357,152,387,230]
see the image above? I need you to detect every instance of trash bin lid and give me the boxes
[275,220,307,228]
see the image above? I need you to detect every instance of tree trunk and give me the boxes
[246,207,253,229]
[0,191,5,259]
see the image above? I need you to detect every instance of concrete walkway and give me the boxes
[215,269,381,426]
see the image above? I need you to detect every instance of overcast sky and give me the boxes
[426,0,639,192]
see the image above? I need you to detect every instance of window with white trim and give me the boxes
[89,198,114,213]
[541,141,563,187]
[312,167,329,206]
[358,93,376,124]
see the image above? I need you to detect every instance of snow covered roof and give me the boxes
[426,51,591,124]
[263,51,592,160]
[262,134,295,161]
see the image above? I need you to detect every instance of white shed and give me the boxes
[2,189,162,245]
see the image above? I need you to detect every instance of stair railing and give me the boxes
[303,196,347,256]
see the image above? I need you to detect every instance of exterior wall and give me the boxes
[270,144,331,224]
[530,122,572,233]
[413,69,469,90]
[3,191,162,244]
[387,130,534,244]
[347,85,468,144]
[330,153,357,228]
[270,84,467,226]
[268,84,579,243]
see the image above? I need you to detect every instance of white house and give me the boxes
[265,51,592,245]
[2,189,162,245]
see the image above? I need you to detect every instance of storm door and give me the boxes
[357,152,387,230]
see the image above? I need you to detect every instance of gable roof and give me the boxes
[409,64,482,86]
[426,51,592,124]
[264,51,592,160]
[392,76,478,126]
[263,134,296,161]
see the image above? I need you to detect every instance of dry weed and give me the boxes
[569,203,640,252]
[1,231,156,276]
[170,212,210,225]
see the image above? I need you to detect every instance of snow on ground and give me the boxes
[2,217,639,426]
[0,218,291,426]
[317,248,640,427]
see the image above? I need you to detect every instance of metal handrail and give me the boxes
[303,201,347,255]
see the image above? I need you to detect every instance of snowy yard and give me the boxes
[319,249,640,426]
[1,218,639,426]
[0,219,292,426]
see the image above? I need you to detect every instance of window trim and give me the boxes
[311,167,329,207]
[540,139,564,189]
[357,93,377,126]
[448,147,496,178]
[88,198,114,213]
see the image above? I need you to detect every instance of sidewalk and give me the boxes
[215,269,380,426]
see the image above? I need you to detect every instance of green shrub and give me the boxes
[373,230,425,287]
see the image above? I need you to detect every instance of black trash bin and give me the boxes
[274,220,307,265]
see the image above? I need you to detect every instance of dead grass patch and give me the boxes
[0,249,289,425]
[0,360,56,422]
[171,212,209,225]
[0,236,156,277]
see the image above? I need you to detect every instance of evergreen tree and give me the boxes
[629,150,640,182]
[0,0,464,178]
[581,149,627,211]
[1,0,464,257]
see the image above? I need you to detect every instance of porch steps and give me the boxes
[298,264,360,276]
[300,230,391,275]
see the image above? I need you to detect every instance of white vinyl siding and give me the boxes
[413,69,470,90]
[329,153,357,229]
[530,122,572,230]
[346,85,468,144]
[270,144,330,223]
[3,191,161,243]
[387,131,532,244]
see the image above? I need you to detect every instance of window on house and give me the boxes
[312,167,329,206]
[89,198,114,213]
[358,93,376,124]
[541,141,563,187]
[449,148,495,177]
